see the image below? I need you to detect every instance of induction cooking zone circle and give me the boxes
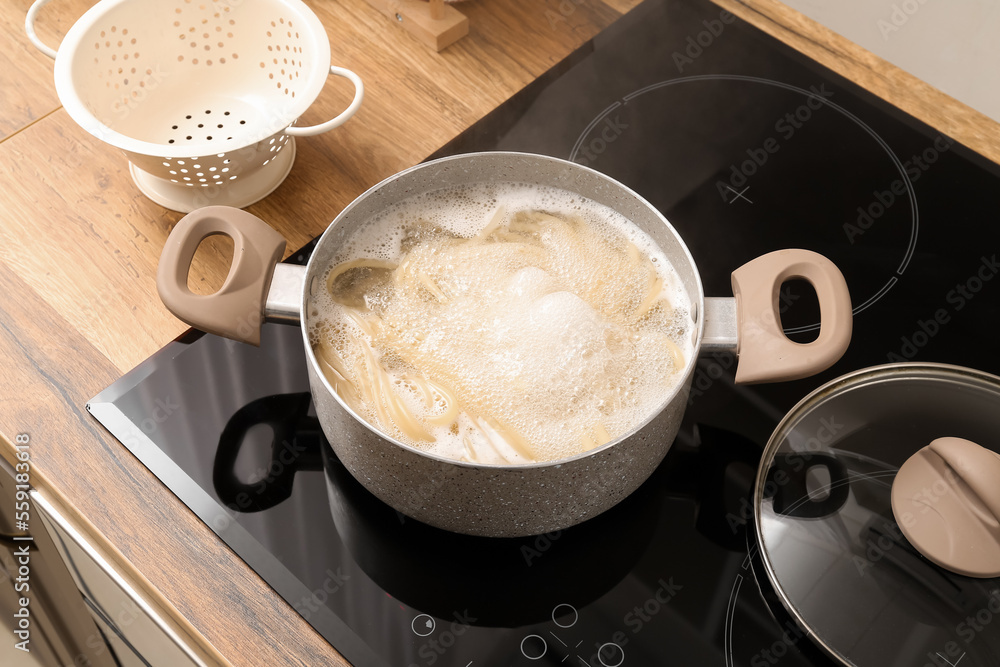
[570,75,922,332]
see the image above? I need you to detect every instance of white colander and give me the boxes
[26,0,363,212]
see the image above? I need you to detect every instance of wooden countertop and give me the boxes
[2,0,998,664]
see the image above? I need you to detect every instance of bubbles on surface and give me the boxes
[310,183,693,464]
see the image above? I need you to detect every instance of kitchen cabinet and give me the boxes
[0,458,112,667]
[0,457,203,666]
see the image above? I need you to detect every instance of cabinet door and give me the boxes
[1,457,209,666]
[0,459,117,666]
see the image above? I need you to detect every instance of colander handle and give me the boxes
[157,207,288,346]
[25,0,59,59]
[285,66,365,137]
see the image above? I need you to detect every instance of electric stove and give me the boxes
[89,0,1000,665]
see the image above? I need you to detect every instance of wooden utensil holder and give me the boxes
[364,0,469,51]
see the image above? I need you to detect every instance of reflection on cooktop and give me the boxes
[92,323,815,665]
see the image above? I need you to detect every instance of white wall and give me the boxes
[781,0,1000,122]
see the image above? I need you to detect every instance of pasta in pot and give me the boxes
[310,184,692,465]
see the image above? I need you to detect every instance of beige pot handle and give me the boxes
[157,207,286,346]
[731,249,852,384]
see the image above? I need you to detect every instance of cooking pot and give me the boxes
[156,151,853,537]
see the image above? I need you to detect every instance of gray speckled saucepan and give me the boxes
[157,152,853,537]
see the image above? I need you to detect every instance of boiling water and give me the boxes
[309,183,693,465]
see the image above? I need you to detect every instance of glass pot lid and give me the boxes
[754,363,1000,667]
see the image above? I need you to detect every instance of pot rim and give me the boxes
[298,151,707,470]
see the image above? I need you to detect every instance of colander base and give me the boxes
[128,138,297,212]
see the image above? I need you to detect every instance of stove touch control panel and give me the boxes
[518,604,625,666]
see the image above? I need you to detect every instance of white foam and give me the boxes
[310,183,694,464]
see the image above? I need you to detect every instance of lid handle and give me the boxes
[892,436,1000,578]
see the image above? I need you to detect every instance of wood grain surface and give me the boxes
[0,0,633,664]
[2,0,999,664]
[3,0,95,139]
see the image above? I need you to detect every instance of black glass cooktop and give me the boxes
[89,0,1000,665]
